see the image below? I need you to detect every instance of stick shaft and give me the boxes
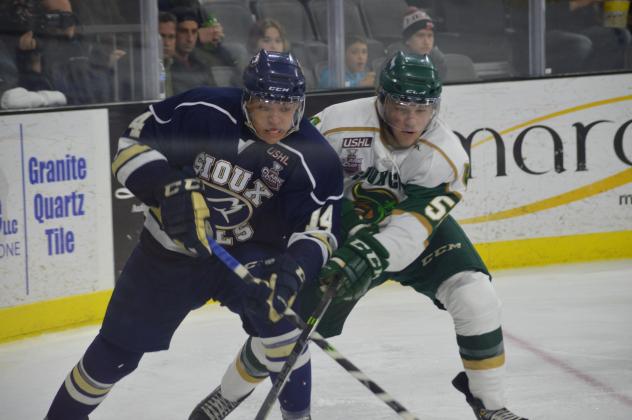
[204,235,419,420]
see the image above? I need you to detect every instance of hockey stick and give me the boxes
[204,234,324,333]
[204,234,420,420]
[254,279,338,420]
[308,335,420,420]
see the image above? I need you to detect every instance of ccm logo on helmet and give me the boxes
[269,87,290,92]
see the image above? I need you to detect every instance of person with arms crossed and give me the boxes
[43,50,343,420]
[193,51,527,420]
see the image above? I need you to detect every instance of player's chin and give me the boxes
[394,130,421,147]
[259,128,288,144]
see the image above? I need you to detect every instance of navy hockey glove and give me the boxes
[320,228,389,301]
[246,255,306,323]
[157,177,211,254]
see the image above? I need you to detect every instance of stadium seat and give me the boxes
[290,41,328,69]
[211,65,239,87]
[302,66,317,91]
[433,0,514,64]
[200,0,255,45]
[254,0,318,44]
[354,0,409,46]
[308,0,368,42]
[308,0,385,65]
[443,53,479,83]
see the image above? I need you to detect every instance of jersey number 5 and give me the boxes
[424,196,456,222]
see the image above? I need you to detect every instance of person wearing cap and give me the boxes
[170,6,217,93]
[387,7,448,79]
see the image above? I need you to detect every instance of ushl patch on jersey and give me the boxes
[342,137,372,148]
[266,147,290,166]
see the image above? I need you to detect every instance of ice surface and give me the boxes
[1,260,631,419]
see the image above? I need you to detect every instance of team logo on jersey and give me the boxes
[261,161,285,191]
[342,136,372,148]
[202,182,254,229]
[342,150,363,174]
[351,183,398,224]
[193,152,277,244]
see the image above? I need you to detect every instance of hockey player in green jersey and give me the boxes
[189,52,527,420]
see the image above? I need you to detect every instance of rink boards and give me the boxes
[1,73,631,341]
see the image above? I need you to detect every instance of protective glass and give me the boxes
[243,96,305,140]
[377,94,438,135]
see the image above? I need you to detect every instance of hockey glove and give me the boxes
[340,198,364,241]
[246,255,306,323]
[157,177,211,254]
[320,228,389,301]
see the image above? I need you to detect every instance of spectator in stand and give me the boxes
[14,0,124,105]
[247,18,290,54]
[196,11,247,83]
[392,7,447,79]
[547,0,631,71]
[162,0,245,87]
[69,0,126,81]
[508,0,592,75]
[170,6,215,93]
[159,11,177,97]
[159,0,206,24]
[318,35,376,89]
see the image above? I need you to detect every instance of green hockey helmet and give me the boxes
[378,51,442,106]
[376,52,442,148]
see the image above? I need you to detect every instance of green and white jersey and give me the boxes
[312,96,470,272]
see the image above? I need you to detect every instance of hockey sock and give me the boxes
[220,336,269,401]
[260,330,312,415]
[276,360,311,417]
[45,334,143,420]
[437,271,506,410]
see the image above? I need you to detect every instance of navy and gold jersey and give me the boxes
[112,87,343,281]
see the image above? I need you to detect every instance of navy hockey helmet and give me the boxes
[242,50,306,137]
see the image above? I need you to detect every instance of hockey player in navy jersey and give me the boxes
[193,52,527,420]
[43,50,343,420]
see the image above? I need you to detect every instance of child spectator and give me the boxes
[318,35,376,89]
[247,18,290,54]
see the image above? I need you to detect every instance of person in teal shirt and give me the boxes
[318,35,376,89]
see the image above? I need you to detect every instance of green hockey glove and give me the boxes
[320,228,389,301]
[340,198,365,241]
